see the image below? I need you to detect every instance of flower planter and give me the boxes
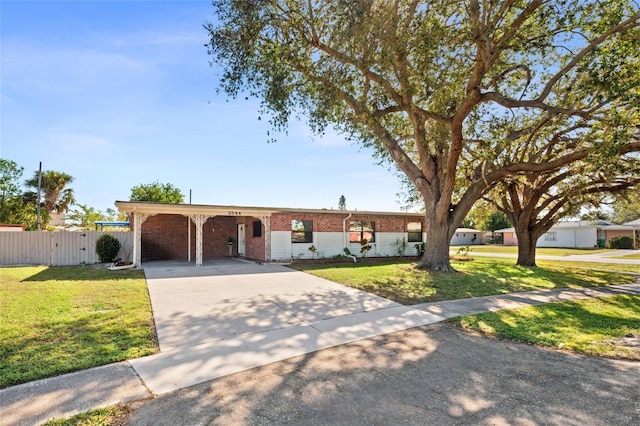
[107,262,135,271]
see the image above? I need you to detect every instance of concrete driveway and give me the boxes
[134,259,441,394]
[143,259,400,351]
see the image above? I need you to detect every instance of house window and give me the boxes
[291,219,313,243]
[253,220,262,237]
[544,232,557,241]
[408,222,422,242]
[350,221,375,243]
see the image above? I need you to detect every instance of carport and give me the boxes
[115,201,279,267]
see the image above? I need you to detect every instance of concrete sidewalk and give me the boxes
[2,281,639,426]
[459,249,640,265]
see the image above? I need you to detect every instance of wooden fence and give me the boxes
[0,231,133,266]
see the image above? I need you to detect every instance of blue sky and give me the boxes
[1,0,411,214]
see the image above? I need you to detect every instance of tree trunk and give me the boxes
[416,212,456,272]
[515,229,538,267]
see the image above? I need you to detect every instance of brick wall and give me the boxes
[141,214,237,261]
[243,217,266,261]
[604,229,634,248]
[271,212,424,233]
[140,212,425,262]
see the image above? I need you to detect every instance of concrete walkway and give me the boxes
[457,249,640,265]
[1,259,639,426]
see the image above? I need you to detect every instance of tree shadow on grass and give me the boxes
[18,265,145,282]
[453,294,640,360]
[294,259,637,305]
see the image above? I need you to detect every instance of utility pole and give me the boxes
[36,162,42,231]
[188,189,192,262]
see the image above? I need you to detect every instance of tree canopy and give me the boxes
[24,170,75,228]
[461,200,510,232]
[129,182,184,203]
[338,194,347,210]
[0,159,23,204]
[65,204,127,230]
[0,159,38,229]
[207,0,640,271]
[610,190,640,224]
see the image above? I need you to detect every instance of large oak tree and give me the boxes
[486,157,640,266]
[206,0,640,271]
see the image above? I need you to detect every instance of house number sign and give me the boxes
[228,211,242,216]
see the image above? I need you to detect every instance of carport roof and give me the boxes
[114,201,424,217]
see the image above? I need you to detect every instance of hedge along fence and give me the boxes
[0,231,132,266]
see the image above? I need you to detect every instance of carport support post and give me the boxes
[190,214,209,266]
[133,213,152,267]
[262,215,271,261]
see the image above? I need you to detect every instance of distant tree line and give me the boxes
[0,159,185,230]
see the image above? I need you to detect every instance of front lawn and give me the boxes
[451,295,640,360]
[0,266,158,389]
[291,257,638,305]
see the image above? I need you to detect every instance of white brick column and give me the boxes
[190,214,210,266]
[262,215,271,262]
[133,213,153,267]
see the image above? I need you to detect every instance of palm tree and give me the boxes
[24,170,76,228]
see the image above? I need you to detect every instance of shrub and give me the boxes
[95,234,121,263]
[609,235,634,249]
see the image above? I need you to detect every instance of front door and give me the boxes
[237,224,246,256]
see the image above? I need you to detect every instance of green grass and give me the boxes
[0,266,158,389]
[291,257,638,305]
[42,405,131,426]
[611,253,640,260]
[450,295,640,360]
[452,245,614,256]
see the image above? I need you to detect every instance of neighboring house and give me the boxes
[450,228,483,245]
[115,201,475,266]
[624,219,640,249]
[624,218,640,227]
[495,220,638,248]
[49,212,65,229]
[0,224,25,232]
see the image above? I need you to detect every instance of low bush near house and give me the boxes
[609,236,634,249]
[95,234,120,263]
